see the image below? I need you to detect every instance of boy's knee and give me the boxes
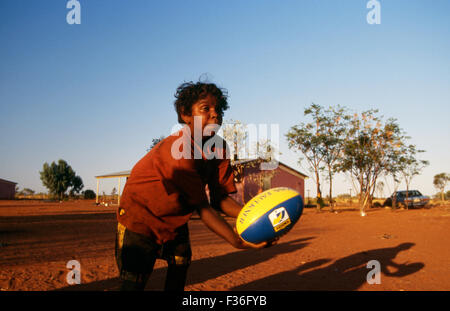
[169,255,191,266]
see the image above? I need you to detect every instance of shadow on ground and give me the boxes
[232,242,424,290]
[58,237,313,291]
[58,241,423,291]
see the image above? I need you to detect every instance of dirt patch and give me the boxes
[0,200,449,291]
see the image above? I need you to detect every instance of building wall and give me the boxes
[271,167,305,199]
[0,180,16,199]
[230,165,305,206]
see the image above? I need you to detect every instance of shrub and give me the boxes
[83,189,96,199]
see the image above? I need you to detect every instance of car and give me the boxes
[383,190,430,208]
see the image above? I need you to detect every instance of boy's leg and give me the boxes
[115,222,159,291]
[165,262,190,291]
[161,224,192,291]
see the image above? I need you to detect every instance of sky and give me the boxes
[1,0,449,198]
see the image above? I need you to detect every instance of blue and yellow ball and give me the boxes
[236,187,304,244]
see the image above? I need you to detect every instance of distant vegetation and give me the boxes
[14,188,98,201]
[286,103,429,215]
[146,135,166,152]
[15,186,49,200]
[83,189,96,200]
[39,159,84,200]
[433,173,449,201]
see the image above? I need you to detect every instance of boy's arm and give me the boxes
[196,202,266,249]
[219,195,242,218]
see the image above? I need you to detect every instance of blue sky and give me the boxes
[1,0,449,197]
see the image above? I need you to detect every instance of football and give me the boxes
[236,187,304,244]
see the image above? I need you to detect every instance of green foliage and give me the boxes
[397,145,429,206]
[433,173,450,200]
[286,104,327,210]
[314,105,349,210]
[286,104,428,215]
[83,189,96,199]
[15,187,36,198]
[69,175,83,197]
[338,109,411,213]
[39,159,84,200]
[337,193,352,199]
[286,103,349,210]
[147,135,166,152]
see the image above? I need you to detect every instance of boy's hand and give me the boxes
[197,203,279,250]
[232,228,278,249]
[233,237,267,249]
[264,237,279,248]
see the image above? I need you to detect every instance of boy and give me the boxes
[115,81,268,291]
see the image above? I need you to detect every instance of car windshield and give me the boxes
[396,190,422,197]
[407,191,421,196]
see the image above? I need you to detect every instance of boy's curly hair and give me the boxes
[174,82,229,124]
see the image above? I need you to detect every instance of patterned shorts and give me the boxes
[115,222,192,284]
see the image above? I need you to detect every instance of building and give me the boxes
[0,178,17,200]
[95,160,307,206]
[94,171,131,205]
[229,159,307,205]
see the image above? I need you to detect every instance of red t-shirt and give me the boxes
[117,126,237,244]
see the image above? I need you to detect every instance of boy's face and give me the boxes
[181,94,222,138]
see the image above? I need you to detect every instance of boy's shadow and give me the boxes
[183,236,313,288]
[232,242,424,290]
[58,236,314,291]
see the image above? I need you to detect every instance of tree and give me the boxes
[222,120,249,203]
[22,188,35,197]
[111,187,117,200]
[39,159,84,200]
[384,144,405,209]
[376,181,385,198]
[222,119,248,163]
[147,135,165,152]
[286,103,328,210]
[399,145,429,208]
[433,173,449,201]
[83,189,96,199]
[222,120,279,199]
[247,139,279,193]
[318,105,349,211]
[69,175,84,197]
[16,187,35,198]
[339,109,406,216]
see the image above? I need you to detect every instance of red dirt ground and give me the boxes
[0,199,449,291]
